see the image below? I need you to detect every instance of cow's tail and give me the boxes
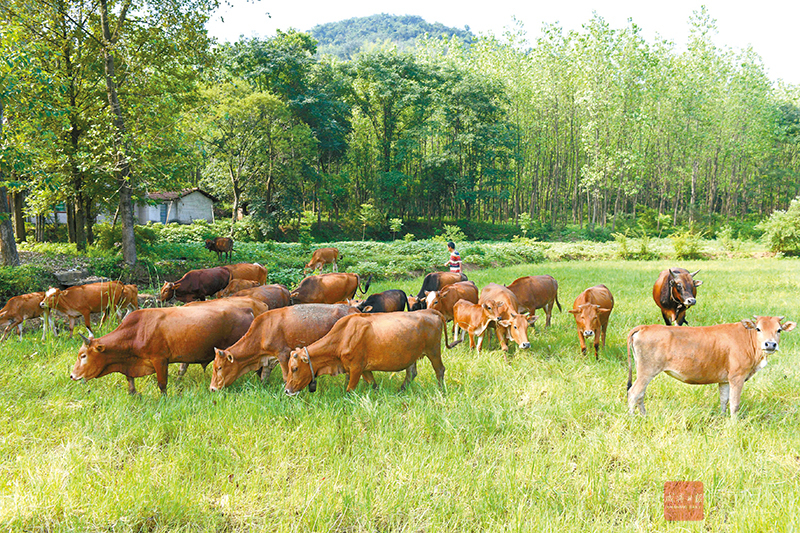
[555,293,562,312]
[440,312,459,349]
[359,274,372,295]
[627,326,643,391]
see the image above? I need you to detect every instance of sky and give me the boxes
[206,0,800,86]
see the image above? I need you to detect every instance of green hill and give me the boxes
[309,13,474,59]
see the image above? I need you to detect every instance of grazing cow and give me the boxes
[231,284,291,309]
[70,305,254,394]
[120,284,139,317]
[160,267,230,303]
[506,275,562,327]
[218,279,260,298]
[290,273,371,305]
[0,292,48,342]
[479,283,532,360]
[652,268,702,326]
[569,284,614,360]
[304,247,341,274]
[210,304,357,390]
[425,281,479,331]
[222,263,268,285]
[355,289,408,313]
[410,272,469,310]
[627,316,796,417]
[450,299,504,351]
[205,236,234,261]
[284,309,449,395]
[41,281,126,338]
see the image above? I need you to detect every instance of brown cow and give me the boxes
[160,267,230,303]
[411,271,468,310]
[218,279,260,298]
[627,316,796,417]
[41,281,126,338]
[506,275,562,327]
[569,284,614,360]
[231,284,291,309]
[652,268,702,326]
[120,284,139,317]
[223,263,268,285]
[205,237,234,261]
[479,283,531,360]
[210,304,357,390]
[70,305,254,394]
[0,292,48,342]
[304,247,340,274]
[354,289,408,313]
[284,309,448,395]
[425,281,479,331]
[290,273,371,305]
[450,299,504,351]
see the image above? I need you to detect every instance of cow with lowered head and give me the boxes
[652,268,702,326]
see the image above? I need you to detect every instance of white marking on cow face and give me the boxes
[45,288,58,298]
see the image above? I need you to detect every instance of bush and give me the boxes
[757,198,800,254]
[95,223,159,255]
[671,229,705,259]
[0,265,57,304]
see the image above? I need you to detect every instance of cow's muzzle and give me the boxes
[762,341,778,353]
[684,297,696,307]
[284,388,300,397]
[521,342,531,349]
[584,330,595,338]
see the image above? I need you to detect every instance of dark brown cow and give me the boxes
[210,304,357,390]
[218,279,260,298]
[284,309,449,395]
[627,316,796,417]
[506,275,562,327]
[355,289,408,313]
[652,268,702,326]
[569,284,614,360]
[425,281,479,330]
[479,283,531,360]
[231,284,291,309]
[304,247,341,274]
[70,305,254,394]
[290,273,371,305]
[160,267,230,303]
[41,281,126,338]
[205,236,234,261]
[0,292,48,342]
[222,263,268,285]
[411,271,469,310]
[450,299,503,351]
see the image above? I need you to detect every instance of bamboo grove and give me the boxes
[2,2,800,250]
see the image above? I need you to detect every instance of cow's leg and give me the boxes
[154,359,169,394]
[260,359,279,383]
[1,321,19,342]
[362,371,378,389]
[82,312,94,337]
[496,325,509,353]
[594,340,600,361]
[578,331,587,355]
[126,376,138,395]
[400,363,418,391]
[728,378,745,418]
[332,261,338,273]
[627,368,657,416]
[178,363,190,377]
[427,349,446,392]
[718,382,730,414]
[345,367,363,392]
[67,316,76,338]
[661,311,672,326]
[545,303,552,327]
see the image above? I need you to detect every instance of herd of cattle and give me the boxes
[0,247,794,417]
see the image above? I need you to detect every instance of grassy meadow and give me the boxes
[2,258,800,531]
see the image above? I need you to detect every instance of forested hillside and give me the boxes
[2,3,800,265]
[310,14,474,59]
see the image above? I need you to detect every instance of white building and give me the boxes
[137,188,217,224]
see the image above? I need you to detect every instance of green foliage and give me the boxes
[0,265,55,304]
[269,267,304,288]
[717,225,741,253]
[358,203,383,240]
[757,197,800,254]
[403,233,415,242]
[671,228,705,259]
[433,224,467,244]
[95,223,159,255]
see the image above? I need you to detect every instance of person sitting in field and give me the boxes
[445,241,462,273]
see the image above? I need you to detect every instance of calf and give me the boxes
[450,299,503,351]
[652,268,702,325]
[218,279,261,298]
[205,236,234,261]
[41,281,126,338]
[0,292,48,342]
[627,316,795,417]
[506,275,562,327]
[425,281,479,332]
[479,283,532,360]
[355,289,408,313]
[304,247,341,274]
[569,284,614,360]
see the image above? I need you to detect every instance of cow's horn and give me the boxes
[79,333,91,345]
[689,269,700,277]
[778,316,785,322]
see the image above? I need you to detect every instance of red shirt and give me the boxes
[448,251,462,273]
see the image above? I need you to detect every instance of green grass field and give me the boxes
[2,258,800,532]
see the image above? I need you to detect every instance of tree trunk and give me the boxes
[75,192,86,251]
[66,198,76,243]
[12,190,26,243]
[84,197,95,245]
[0,101,21,266]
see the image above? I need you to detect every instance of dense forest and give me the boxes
[1,4,800,266]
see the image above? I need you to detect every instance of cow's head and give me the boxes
[668,269,702,307]
[209,348,240,391]
[159,282,175,301]
[70,334,106,381]
[285,347,316,396]
[498,312,532,349]
[569,303,610,341]
[407,296,419,310]
[425,290,442,312]
[40,287,60,309]
[204,239,214,251]
[742,315,796,354]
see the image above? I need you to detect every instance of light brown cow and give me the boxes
[218,279,261,298]
[506,275,562,327]
[304,247,340,274]
[41,281,126,338]
[0,292,48,342]
[627,316,796,417]
[222,263,268,285]
[231,284,291,309]
[290,273,370,305]
[70,305,254,394]
[210,304,357,390]
[479,283,532,360]
[569,284,614,360]
[285,309,448,395]
[426,281,479,332]
[450,299,504,351]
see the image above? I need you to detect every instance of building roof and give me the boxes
[147,188,218,202]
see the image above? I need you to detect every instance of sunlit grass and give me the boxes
[1,258,799,531]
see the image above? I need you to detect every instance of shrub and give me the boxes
[0,265,56,304]
[270,267,304,288]
[671,229,705,259]
[757,198,800,254]
[717,225,741,253]
[95,223,160,254]
[432,224,467,244]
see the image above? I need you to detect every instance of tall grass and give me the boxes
[1,258,799,531]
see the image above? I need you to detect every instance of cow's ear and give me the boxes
[781,321,797,332]
[498,320,510,327]
[568,309,579,315]
[527,315,538,325]
[95,344,105,353]
[694,280,703,287]
[496,301,504,308]
[299,350,309,363]
[424,291,431,296]
[362,306,373,313]
[598,307,611,314]
[741,319,757,330]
